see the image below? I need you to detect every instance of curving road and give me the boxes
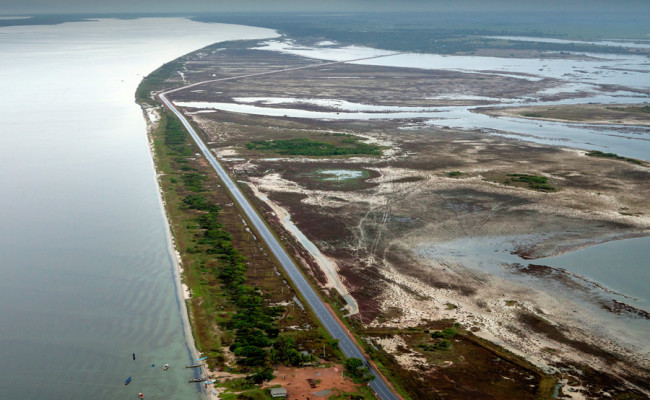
[159,65,401,400]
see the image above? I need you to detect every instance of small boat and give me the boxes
[188,377,206,383]
[124,376,132,386]
[186,364,202,368]
[138,393,144,399]
[196,356,207,362]
[163,364,169,371]
[204,379,216,385]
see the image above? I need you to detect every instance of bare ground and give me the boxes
[263,364,360,400]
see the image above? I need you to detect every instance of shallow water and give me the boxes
[417,235,650,352]
[175,100,443,120]
[257,40,650,89]
[540,236,650,306]
[176,98,650,160]
[195,41,650,160]
[318,169,365,181]
[418,235,650,307]
[0,18,276,399]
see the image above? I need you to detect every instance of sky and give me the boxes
[2,0,650,15]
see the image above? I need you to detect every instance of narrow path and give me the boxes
[158,54,403,400]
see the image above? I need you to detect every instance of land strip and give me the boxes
[478,103,650,126]
[145,106,376,400]
[159,81,402,400]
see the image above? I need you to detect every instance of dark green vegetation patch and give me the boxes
[246,137,381,157]
[586,150,643,165]
[343,357,375,383]
[506,174,556,192]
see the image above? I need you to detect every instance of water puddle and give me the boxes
[317,169,366,181]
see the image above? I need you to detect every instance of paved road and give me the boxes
[160,84,401,400]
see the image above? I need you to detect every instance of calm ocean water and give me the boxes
[0,18,276,399]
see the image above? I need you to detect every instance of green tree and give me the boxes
[247,367,274,384]
[343,357,375,382]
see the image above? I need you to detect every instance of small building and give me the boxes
[270,387,287,398]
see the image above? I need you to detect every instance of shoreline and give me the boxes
[134,24,282,399]
[143,105,208,399]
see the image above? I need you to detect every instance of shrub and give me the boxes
[586,150,642,165]
[434,339,452,350]
[431,328,457,339]
[246,137,381,156]
[506,174,556,192]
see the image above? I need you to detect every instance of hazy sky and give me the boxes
[3,0,650,14]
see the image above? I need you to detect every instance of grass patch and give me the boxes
[607,105,650,114]
[218,387,273,400]
[246,137,381,157]
[505,173,556,192]
[586,150,643,165]
[447,171,463,177]
[431,327,458,339]
[419,339,452,351]
[327,386,377,400]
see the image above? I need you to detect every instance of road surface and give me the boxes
[159,62,401,400]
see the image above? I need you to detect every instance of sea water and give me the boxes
[0,17,276,399]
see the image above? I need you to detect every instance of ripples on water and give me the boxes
[0,18,277,399]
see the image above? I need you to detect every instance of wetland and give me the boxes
[142,14,649,400]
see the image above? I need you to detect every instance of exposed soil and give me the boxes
[263,365,360,400]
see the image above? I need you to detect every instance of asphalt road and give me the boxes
[159,91,401,400]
